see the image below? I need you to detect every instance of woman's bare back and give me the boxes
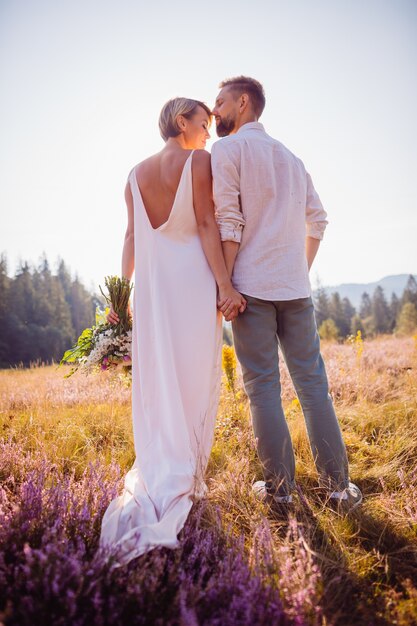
[134,149,194,230]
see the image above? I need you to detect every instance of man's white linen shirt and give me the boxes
[211,122,328,301]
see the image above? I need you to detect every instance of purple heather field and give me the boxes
[1,336,417,625]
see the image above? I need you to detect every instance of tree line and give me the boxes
[0,254,416,367]
[315,275,417,340]
[0,254,98,368]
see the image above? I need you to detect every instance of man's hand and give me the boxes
[218,285,246,321]
[217,298,245,322]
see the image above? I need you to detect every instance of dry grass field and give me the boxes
[0,334,416,625]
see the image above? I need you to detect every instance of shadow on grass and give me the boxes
[350,509,417,587]
[291,482,408,626]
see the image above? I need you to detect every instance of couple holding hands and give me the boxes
[101,75,362,566]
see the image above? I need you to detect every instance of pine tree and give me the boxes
[57,258,73,303]
[329,292,350,337]
[358,292,374,336]
[8,261,38,364]
[342,297,356,330]
[319,318,339,341]
[402,275,417,307]
[32,255,55,327]
[389,293,400,332]
[359,292,372,318]
[0,254,9,323]
[396,302,417,336]
[371,286,390,334]
[69,276,95,338]
[314,286,330,328]
[31,258,68,359]
[0,254,11,366]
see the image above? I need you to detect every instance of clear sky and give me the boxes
[1,0,416,293]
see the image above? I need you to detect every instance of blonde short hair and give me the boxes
[159,97,212,142]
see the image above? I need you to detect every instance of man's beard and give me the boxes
[215,114,236,137]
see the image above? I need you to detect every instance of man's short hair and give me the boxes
[219,76,266,118]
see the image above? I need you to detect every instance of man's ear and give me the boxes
[239,93,249,113]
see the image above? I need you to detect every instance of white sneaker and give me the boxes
[252,481,293,504]
[329,482,363,512]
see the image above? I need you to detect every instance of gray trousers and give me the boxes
[232,294,349,496]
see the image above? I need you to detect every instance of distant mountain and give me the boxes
[315,274,416,309]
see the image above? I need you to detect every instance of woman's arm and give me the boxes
[122,180,135,281]
[192,150,246,321]
[107,179,135,325]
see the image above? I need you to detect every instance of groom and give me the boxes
[211,76,362,512]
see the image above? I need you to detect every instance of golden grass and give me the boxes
[1,335,417,624]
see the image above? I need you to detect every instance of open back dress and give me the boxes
[100,150,222,565]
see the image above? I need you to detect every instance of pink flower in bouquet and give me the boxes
[123,355,131,362]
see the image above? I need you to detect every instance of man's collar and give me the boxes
[236,121,265,134]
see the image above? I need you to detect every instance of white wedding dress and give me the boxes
[100,151,222,565]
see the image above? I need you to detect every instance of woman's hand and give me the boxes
[106,302,132,325]
[218,285,246,322]
[106,306,120,325]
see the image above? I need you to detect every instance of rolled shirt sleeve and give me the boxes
[211,141,246,243]
[305,171,328,240]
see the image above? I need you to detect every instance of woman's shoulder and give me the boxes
[191,149,211,176]
[192,148,210,164]
[191,149,212,182]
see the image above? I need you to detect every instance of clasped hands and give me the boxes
[217,285,246,322]
[106,294,245,325]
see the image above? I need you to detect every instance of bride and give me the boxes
[100,97,246,565]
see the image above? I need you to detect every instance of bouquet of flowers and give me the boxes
[60,276,133,377]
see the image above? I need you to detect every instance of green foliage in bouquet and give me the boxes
[59,276,133,377]
[60,327,95,375]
